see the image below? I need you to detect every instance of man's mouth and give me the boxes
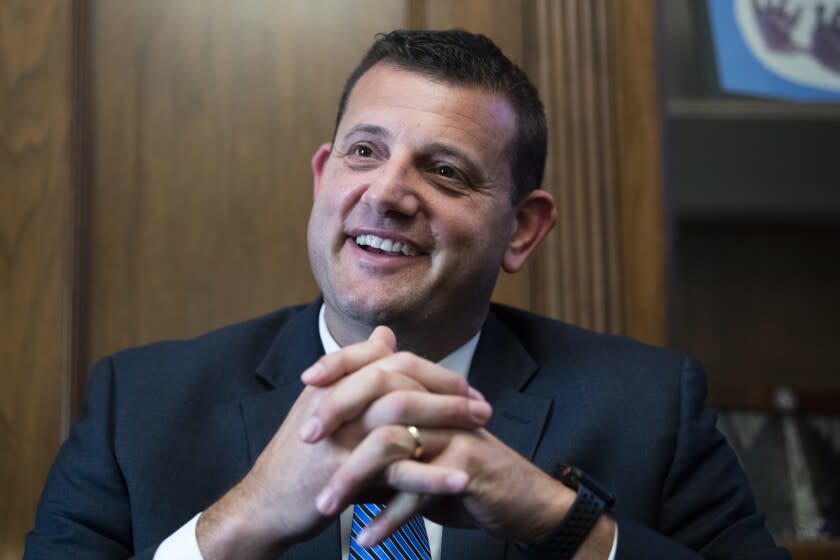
[353,234,419,256]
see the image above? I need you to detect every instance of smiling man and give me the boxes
[26,30,788,560]
[308,61,551,362]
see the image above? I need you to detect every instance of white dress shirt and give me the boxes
[155,305,616,558]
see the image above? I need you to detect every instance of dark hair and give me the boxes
[333,29,547,202]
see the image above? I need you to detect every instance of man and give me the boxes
[26,30,788,559]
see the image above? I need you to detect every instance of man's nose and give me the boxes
[360,157,420,216]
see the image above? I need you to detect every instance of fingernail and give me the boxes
[446,471,469,491]
[357,528,374,548]
[301,363,325,383]
[468,400,492,423]
[316,486,336,514]
[299,417,322,442]
[467,386,486,401]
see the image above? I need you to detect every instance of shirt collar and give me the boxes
[318,304,480,379]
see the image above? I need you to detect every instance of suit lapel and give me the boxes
[469,310,553,460]
[238,301,342,559]
[441,308,554,560]
[240,301,323,463]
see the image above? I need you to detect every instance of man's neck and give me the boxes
[322,303,487,362]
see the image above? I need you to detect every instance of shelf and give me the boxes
[668,98,840,121]
[667,105,840,220]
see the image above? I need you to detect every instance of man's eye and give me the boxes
[354,145,373,157]
[435,165,456,179]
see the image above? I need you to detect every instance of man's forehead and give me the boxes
[338,63,517,148]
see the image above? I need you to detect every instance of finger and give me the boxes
[384,460,469,495]
[355,493,428,549]
[303,352,479,442]
[361,391,492,432]
[300,329,395,386]
[315,425,453,515]
[346,463,467,516]
[374,352,472,397]
[300,363,427,442]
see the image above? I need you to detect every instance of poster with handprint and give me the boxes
[707,0,840,100]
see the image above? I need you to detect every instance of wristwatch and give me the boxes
[516,464,616,559]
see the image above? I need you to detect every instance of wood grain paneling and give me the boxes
[86,0,406,371]
[783,539,840,560]
[609,0,668,345]
[423,0,524,63]
[529,0,623,334]
[0,1,72,557]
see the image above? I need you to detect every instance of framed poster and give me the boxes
[706,0,840,100]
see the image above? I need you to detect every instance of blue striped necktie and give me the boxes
[349,503,431,560]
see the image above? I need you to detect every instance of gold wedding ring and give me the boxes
[406,425,424,459]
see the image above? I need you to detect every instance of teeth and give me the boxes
[355,234,418,256]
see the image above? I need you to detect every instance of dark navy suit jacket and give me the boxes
[25,301,789,559]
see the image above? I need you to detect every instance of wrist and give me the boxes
[577,514,616,559]
[528,478,577,544]
[516,465,615,559]
[196,486,288,560]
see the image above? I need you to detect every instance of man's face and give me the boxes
[308,63,520,338]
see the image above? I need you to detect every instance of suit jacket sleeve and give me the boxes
[24,357,158,560]
[614,359,790,559]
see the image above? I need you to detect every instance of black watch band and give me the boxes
[516,465,615,559]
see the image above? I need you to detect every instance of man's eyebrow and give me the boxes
[425,142,470,161]
[340,124,391,142]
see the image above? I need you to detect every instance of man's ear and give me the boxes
[311,142,332,197]
[502,189,557,273]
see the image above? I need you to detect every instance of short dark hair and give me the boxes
[333,29,547,202]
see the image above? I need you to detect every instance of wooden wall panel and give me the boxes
[423,0,524,62]
[529,0,623,334]
[609,0,668,345]
[0,2,72,557]
[86,0,407,370]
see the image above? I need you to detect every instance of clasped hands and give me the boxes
[197,327,574,559]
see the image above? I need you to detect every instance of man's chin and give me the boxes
[332,294,428,330]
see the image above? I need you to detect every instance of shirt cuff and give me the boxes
[154,512,204,560]
[607,522,618,560]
